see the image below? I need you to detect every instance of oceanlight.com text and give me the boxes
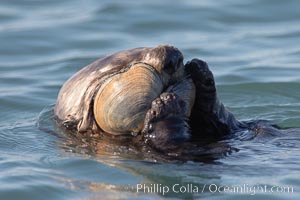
[135,183,294,196]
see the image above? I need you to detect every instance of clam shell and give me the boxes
[94,63,163,135]
[166,78,196,117]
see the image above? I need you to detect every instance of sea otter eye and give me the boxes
[205,78,214,86]
[164,60,175,74]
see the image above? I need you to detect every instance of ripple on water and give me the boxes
[0,155,77,200]
[1,0,300,199]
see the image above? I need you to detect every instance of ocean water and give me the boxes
[0,0,300,199]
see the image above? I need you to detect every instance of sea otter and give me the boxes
[54,45,284,153]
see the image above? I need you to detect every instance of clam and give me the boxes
[94,62,164,135]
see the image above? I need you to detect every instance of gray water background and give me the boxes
[0,0,300,199]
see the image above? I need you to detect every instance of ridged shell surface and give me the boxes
[94,63,163,135]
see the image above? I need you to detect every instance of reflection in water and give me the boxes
[36,105,300,199]
[39,106,237,163]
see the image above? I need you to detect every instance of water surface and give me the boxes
[1,0,300,199]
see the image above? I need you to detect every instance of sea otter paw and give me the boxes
[185,59,217,114]
[142,92,184,134]
[185,59,215,89]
